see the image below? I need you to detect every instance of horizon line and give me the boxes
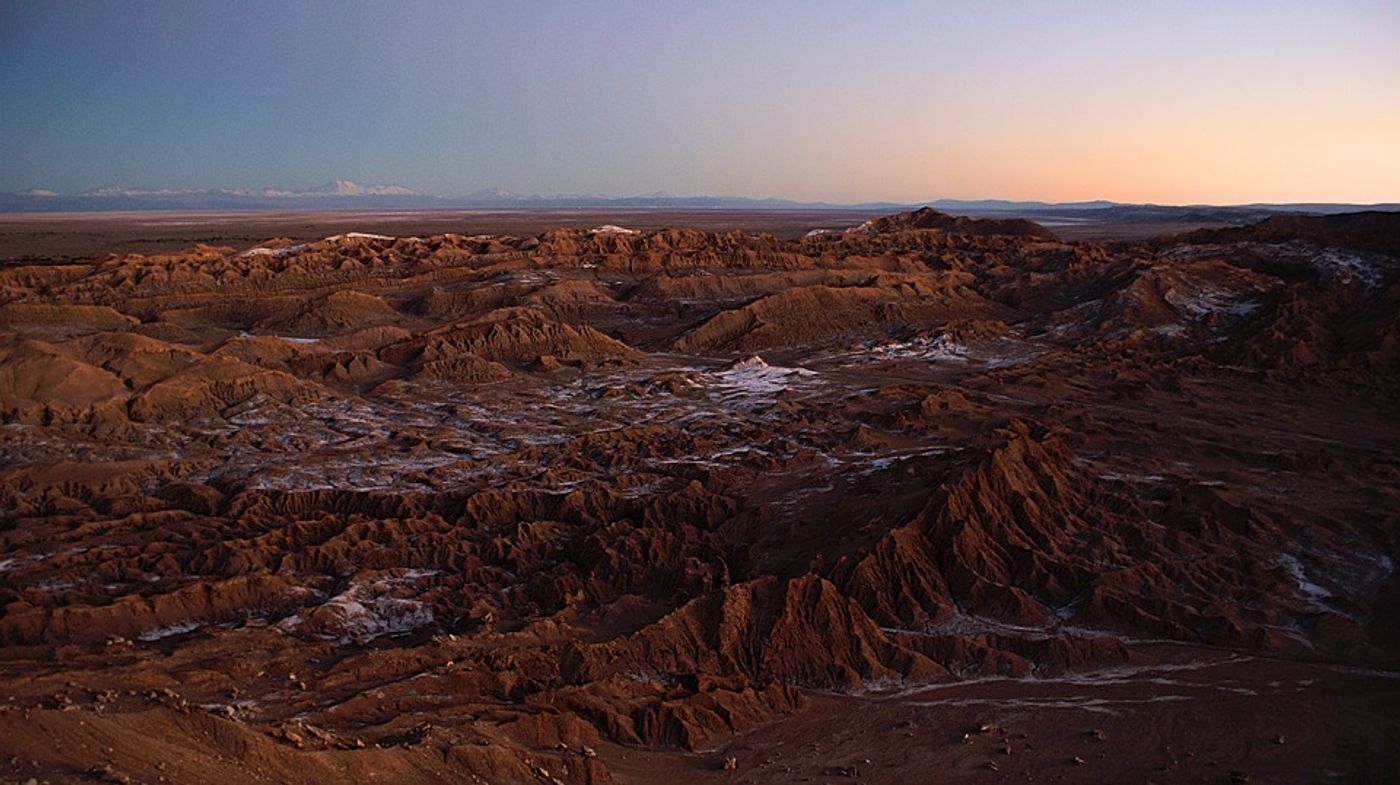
[2,181,1400,209]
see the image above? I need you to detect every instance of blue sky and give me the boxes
[2,1,1398,203]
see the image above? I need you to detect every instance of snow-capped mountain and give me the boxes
[301,180,418,197]
[0,181,429,210]
[75,181,418,199]
[460,186,526,202]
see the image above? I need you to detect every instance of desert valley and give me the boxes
[0,207,1396,783]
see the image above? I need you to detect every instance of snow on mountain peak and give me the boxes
[307,180,417,197]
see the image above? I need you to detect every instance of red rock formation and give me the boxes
[0,210,1396,783]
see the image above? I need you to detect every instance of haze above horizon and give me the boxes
[2,1,1397,205]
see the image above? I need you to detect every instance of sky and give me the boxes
[2,1,1398,205]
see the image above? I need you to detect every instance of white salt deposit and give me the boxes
[240,243,307,258]
[1277,553,1332,611]
[869,334,972,362]
[712,355,816,397]
[1165,287,1261,320]
[280,569,439,645]
[324,232,395,242]
[137,621,201,642]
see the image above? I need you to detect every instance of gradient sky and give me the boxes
[2,1,1398,204]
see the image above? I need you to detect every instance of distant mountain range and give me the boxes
[2,180,423,209]
[1,180,1394,218]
